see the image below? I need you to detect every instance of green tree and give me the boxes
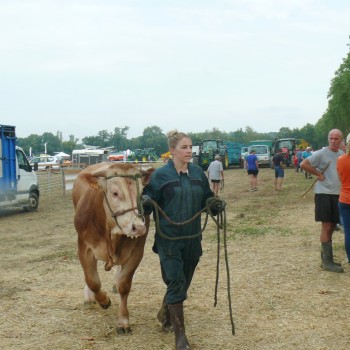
[298,123,315,147]
[82,129,111,148]
[110,126,129,151]
[40,132,62,154]
[17,134,42,156]
[276,127,293,139]
[140,126,167,155]
[61,134,80,155]
[316,41,350,143]
[229,128,246,144]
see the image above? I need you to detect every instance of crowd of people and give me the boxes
[238,130,350,275]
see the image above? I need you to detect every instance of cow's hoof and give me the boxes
[83,301,96,307]
[116,327,132,335]
[99,298,111,309]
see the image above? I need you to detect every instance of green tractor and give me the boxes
[129,148,158,162]
[128,149,144,162]
[192,139,228,170]
[142,148,158,161]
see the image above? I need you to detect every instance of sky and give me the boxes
[1,0,350,141]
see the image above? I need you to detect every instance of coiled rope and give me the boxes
[147,196,235,336]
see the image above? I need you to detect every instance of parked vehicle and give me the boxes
[248,140,273,167]
[129,148,158,162]
[108,152,125,162]
[72,149,109,167]
[223,142,247,168]
[272,138,309,167]
[192,139,229,170]
[240,146,249,168]
[0,124,40,211]
[143,148,158,161]
[30,155,61,170]
[192,139,250,170]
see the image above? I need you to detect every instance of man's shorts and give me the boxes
[211,179,220,183]
[274,166,284,178]
[315,193,340,223]
[247,170,259,176]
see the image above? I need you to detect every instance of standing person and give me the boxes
[245,149,259,191]
[207,155,224,197]
[293,149,299,172]
[297,148,304,172]
[302,147,313,179]
[272,149,285,191]
[142,130,225,350]
[337,140,350,263]
[300,129,344,273]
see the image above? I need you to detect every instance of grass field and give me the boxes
[0,166,349,350]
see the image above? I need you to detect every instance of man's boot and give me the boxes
[157,294,173,333]
[168,303,191,350]
[321,242,344,273]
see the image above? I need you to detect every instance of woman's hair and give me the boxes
[167,130,190,149]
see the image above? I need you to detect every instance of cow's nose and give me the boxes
[132,223,146,236]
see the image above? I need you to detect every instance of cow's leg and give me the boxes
[112,265,121,293]
[78,240,111,309]
[114,245,146,334]
[114,263,137,334]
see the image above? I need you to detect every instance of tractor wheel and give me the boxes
[223,153,229,170]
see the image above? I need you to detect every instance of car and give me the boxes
[30,155,61,170]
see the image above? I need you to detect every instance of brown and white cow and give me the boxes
[72,162,153,334]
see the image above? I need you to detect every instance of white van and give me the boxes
[247,144,271,167]
[0,129,40,212]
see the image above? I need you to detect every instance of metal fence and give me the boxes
[36,168,80,196]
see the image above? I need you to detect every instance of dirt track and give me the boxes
[1,167,350,350]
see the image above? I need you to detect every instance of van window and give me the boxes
[250,145,267,154]
[16,149,31,171]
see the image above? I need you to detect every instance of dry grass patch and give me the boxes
[1,167,350,349]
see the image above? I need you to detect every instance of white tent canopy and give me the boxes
[54,152,70,158]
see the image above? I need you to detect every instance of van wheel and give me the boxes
[24,192,39,212]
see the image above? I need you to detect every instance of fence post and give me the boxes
[61,168,66,195]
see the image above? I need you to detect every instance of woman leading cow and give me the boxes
[142,130,225,350]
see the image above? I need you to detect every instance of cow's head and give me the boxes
[92,163,154,238]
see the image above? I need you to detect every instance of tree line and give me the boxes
[18,41,350,157]
[15,122,337,158]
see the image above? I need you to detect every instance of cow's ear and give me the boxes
[141,168,155,185]
[97,177,107,191]
[89,169,108,178]
[83,174,100,190]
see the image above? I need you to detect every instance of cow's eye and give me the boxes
[112,191,119,198]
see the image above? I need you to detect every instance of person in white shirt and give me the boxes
[207,155,224,196]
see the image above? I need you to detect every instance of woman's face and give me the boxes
[171,137,193,163]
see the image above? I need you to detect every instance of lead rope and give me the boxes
[149,197,235,336]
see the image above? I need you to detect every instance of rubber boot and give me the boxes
[320,251,341,266]
[168,303,191,350]
[157,294,173,333]
[321,242,344,273]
